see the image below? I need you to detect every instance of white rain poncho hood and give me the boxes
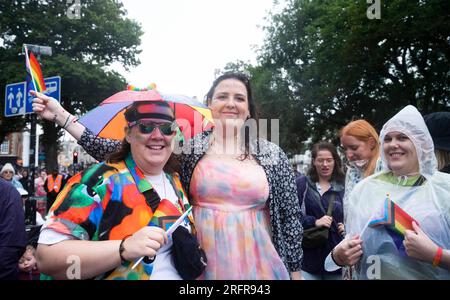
[345,105,450,279]
[379,105,437,179]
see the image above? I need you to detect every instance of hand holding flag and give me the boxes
[132,206,193,269]
[369,194,419,255]
[30,90,61,121]
[404,222,441,264]
[25,45,46,93]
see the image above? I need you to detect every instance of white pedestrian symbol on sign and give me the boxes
[8,87,24,114]
[16,88,23,113]
[8,88,15,112]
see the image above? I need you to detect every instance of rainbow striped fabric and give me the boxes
[25,46,46,92]
[148,199,183,230]
[369,195,418,255]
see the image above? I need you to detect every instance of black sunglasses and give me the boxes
[129,120,177,136]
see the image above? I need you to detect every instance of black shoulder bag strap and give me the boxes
[143,188,161,212]
[312,187,335,217]
[143,174,180,213]
[314,191,338,232]
[300,179,308,215]
[412,175,426,187]
[326,193,335,217]
[307,183,340,233]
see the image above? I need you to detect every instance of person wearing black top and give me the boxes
[0,178,27,279]
[424,112,450,174]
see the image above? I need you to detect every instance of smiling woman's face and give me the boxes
[208,78,250,128]
[383,131,419,176]
[126,118,176,175]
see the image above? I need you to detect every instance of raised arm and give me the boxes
[31,91,121,161]
[31,91,85,140]
[78,128,121,161]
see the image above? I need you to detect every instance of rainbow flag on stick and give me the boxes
[369,194,419,255]
[148,199,183,230]
[25,45,46,92]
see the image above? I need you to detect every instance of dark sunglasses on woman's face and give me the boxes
[129,120,177,136]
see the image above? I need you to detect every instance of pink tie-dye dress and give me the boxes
[190,155,290,279]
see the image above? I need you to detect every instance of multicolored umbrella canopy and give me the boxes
[78,89,213,141]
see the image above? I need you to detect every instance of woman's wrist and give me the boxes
[65,116,79,130]
[119,235,132,263]
[432,247,443,267]
[55,110,69,127]
[331,246,345,267]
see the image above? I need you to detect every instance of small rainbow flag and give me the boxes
[369,194,419,255]
[148,199,182,230]
[25,46,46,92]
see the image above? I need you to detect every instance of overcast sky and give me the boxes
[115,0,274,101]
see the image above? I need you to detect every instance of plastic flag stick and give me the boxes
[131,206,193,269]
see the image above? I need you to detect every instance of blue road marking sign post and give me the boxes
[4,76,61,117]
[4,82,26,116]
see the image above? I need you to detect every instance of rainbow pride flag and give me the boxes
[369,195,418,255]
[148,199,182,231]
[25,46,46,92]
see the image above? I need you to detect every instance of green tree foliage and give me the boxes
[244,0,450,152]
[0,0,143,170]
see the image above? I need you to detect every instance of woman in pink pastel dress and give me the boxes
[186,73,303,279]
[191,156,289,279]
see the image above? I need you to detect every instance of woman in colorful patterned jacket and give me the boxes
[36,100,194,279]
[32,73,304,280]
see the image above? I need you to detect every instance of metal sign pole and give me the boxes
[24,44,52,224]
[29,114,36,196]
[22,45,53,196]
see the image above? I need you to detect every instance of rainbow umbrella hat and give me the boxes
[78,87,213,141]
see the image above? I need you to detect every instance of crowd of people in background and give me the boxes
[1,72,449,280]
[0,163,71,279]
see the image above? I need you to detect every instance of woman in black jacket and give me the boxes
[296,142,345,280]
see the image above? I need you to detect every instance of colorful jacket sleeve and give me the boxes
[45,163,116,241]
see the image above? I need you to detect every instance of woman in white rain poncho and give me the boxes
[327,105,450,279]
